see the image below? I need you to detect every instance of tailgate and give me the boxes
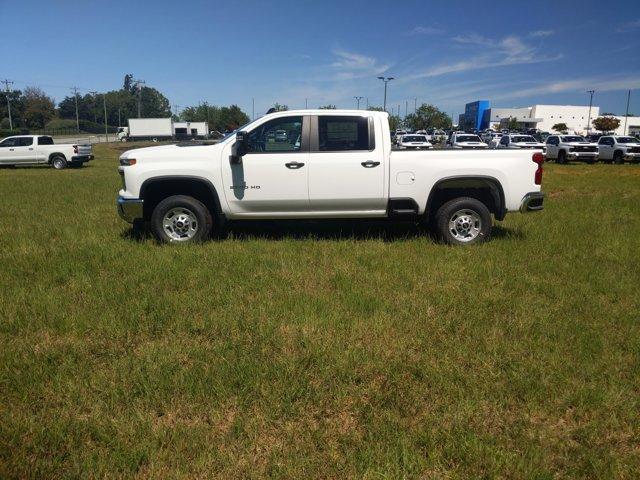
[77,144,92,156]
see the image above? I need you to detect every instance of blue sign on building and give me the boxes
[463,100,491,131]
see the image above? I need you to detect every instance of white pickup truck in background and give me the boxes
[545,135,598,164]
[0,135,93,169]
[597,136,640,164]
[446,133,489,149]
[117,110,544,245]
[496,134,546,151]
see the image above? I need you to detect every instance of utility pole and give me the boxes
[354,96,363,109]
[305,98,308,109]
[624,90,631,135]
[71,87,80,133]
[405,100,408,118]
[377,76,394,112]
[252,98,255,120]
[173,104,180,118]
[366,97,369,109]
[586,90,595,136]
[2,79,14,130]
[89,91,98,124]
[118,108,121,127]
[103,94,108,142]
[413,97,417,114]
[133,79,145,118]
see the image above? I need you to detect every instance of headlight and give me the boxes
[119,157,137,166]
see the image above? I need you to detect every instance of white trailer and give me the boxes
[127,118,173,141]
[173,121,209,139]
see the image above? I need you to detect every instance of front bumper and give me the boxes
[117,196,144,223]
[519,192,544,213]
[567,152,597,160]
[624,152,640,161]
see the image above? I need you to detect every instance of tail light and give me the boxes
[73,145,78,154]
[533,152,544,185]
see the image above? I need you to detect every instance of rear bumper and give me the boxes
[72,155,94,162]
[519,192,544,213]
[117,196,144,223]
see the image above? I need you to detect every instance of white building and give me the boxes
[610,116,640,136]
[489,105,600,134]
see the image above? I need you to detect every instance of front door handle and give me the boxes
[285,161,305,169]
[361,160,380,168]
[28,148,34,151]
[9,148,14,151]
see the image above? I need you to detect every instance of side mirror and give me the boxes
[231,131,248,164]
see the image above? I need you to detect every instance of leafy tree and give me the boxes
[180,103,249,132]
[592,116,620,133]
[123,74,134,93]
[388,114,402,132]
[318,104,336,109]
[272,103,289,112]
[552,123,568,134]
[367,106,384,111]
[23,87,56,128]
[0,89,26,128]
[506,117,519,131]
[404,104,452,131]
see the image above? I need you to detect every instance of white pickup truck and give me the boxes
[496,134,546,151]
[0,135,93,169]
[544,135,598,164]
[446,133,489,149]
[117,110,544,245]
[596,136,640,164]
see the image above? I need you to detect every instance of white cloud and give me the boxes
[492,76,640,101]
[529,30,554,38]
[406,25,443,36]
[616,19,640,32]
[330,49,389,80]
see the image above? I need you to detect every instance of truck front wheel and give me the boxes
[435,197,492,245]
[557,150,567,164]
[613,151,624,164]
[150,195,212,243]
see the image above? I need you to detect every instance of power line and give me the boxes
[2,79,14,130]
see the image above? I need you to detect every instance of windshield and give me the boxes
[617,137,639,143]
[403,135,427,142]
[562,136,585,143]
[457,135,481,142]
[512,136,537,142]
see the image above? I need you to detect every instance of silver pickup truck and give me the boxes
[0,135,93,169]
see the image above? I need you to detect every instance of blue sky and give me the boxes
[2,0,639,119]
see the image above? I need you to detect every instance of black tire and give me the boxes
[557,150,567,164]
[51,155,67,170]
[150,195,212,244]
[613,151,624,165]
[434,197,492,246]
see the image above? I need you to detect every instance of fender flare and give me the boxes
[139,175,223,215]
[426,175,506,220]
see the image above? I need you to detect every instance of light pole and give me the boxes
[413,97,417,114]
[102,93,108,141]
[624,90,631,135]
[586,90,595,136]
[354,96,363,109]
[377,76,394,112]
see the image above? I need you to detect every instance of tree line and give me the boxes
[0,74,250,134]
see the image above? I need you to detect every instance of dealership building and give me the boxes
[459,100,640,135]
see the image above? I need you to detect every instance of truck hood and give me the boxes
[120,142,223,161]
[512,142,545,147]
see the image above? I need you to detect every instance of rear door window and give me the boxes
[38,136,54,145]
[317,116,373,151]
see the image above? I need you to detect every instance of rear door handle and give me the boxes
[285,161,305,169]
[361,160,380,168]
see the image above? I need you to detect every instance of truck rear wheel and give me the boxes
[51,155,67,170]
[150,195,212,244]
[434,197,491,245]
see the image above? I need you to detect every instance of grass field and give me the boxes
[1,143,639,479]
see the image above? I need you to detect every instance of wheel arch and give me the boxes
[139,175,223,221]
[426,175,506,221]
[48,152,67,163]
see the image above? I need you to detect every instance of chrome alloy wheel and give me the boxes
[162,207,199,241]
[448,209,482,243]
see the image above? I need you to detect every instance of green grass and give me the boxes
[1,144,639,479]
